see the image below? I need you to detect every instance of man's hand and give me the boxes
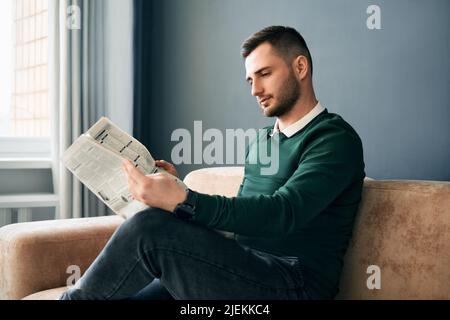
[122,160,187,212]
[155,159,179,177]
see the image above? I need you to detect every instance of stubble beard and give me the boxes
[264,71,301,118]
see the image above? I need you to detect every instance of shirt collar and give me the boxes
[271,101,325,138]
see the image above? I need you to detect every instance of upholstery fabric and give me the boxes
[0,215,123,299]
[337,180,450,299]
[1,168,449,299]
[183,167,244,196]
[23,287,67,300]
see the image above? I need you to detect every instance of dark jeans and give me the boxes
[59,208,310,300]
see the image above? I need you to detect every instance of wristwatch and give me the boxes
[173,189,197,221]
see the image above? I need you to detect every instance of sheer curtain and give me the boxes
[49,0,107,219]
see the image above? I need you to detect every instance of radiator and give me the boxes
[0,194,58,227]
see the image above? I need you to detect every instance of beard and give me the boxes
[263,71,300,118]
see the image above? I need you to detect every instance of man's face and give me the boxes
[245,42,300,117]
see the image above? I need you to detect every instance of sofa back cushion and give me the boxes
[184,167,450,299]
[184,167,244,197]
[337,179,450,299]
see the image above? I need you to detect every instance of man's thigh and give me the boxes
[130,209,306,299]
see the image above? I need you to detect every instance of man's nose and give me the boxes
[251,80,264,97]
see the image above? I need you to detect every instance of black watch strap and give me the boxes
[183,188,198,208]
[173,189,197,221]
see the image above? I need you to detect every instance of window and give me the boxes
[0,0,50,158]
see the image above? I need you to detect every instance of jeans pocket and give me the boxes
[276,256,305,289]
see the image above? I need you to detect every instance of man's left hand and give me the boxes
[122,160,187,212]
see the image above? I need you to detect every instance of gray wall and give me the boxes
[145,0,450,181]
[104,0,134,134]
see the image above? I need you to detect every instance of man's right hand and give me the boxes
[155,160,179,178]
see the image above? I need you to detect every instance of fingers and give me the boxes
[122,160,148,202]
[122,160,138,200]
[122,160,145,183]
[155,159,178,177]
[155,159,171,169]
[126,175,140,201]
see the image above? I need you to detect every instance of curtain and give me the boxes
[132,0,155,146]
[49,0,107,219]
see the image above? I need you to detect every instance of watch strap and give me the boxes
[183,188,197,208]
[173,189,197,221]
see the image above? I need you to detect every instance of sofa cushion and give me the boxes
[5,166,450,300]
[0,215,123,300]
[186,168,450,299]
[22,287,67,300]
[337,179,450,299]
[183,167,244,196]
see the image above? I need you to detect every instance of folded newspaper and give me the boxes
[62,117,188,219]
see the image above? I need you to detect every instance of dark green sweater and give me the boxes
[193,109,365,299]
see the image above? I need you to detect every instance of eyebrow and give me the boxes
[246,66,271,83]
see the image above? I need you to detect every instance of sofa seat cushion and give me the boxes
[22,287,67,300]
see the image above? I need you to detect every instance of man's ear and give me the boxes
[294,55,309,80]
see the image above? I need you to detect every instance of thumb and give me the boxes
[155,160,170,168]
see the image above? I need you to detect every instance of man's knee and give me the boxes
[119,208,177,240]
[117,207,216,252]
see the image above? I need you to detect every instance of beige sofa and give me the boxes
[1,167,449,300]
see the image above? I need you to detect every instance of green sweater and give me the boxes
[193,109,365,299]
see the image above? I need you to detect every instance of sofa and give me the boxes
[0,167,449,300]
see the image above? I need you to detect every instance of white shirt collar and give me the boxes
[271,101,325,138]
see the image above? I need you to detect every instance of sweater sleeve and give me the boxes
[192,127,364,237]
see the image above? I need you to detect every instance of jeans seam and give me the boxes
[150,246,298,291]
[103,253,147,299]
[158,280,179,300]
[86,246,302,299]
[248,248,305,289]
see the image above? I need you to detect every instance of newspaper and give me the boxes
[62,117,188,219]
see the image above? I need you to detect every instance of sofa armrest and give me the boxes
[0,215,124,300]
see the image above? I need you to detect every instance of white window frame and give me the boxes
[0,136,51,159]
[0,0,52,165]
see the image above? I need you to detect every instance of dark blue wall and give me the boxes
[141,0,450,180]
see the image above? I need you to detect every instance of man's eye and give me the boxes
[261,72,270,77]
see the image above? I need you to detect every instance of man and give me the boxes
[60,26,365,300]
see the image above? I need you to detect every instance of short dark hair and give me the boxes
[241,26,313,76]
